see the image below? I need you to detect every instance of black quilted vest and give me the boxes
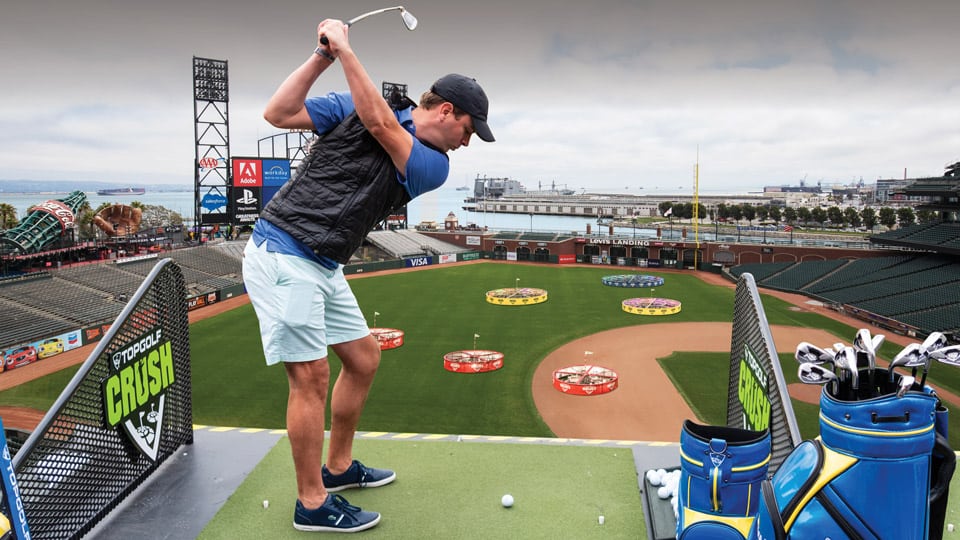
[260,111,412,264]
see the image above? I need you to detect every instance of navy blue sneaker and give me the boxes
[293,494,381,532]
[322,460,396,493]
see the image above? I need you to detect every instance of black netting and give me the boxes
[726,272,800,475]
[12,259,193,539]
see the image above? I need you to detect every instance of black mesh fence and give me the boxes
[11,259,193,539]
[726,272,801,475]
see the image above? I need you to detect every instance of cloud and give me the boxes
[2,0,958,188]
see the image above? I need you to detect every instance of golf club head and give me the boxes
[888,344,917,382]
[871,334,886,351]
[896,375,916,398]
[853,329,872,352]
[920,332,947,354]
[798,362,837,385]
[795,342,833,364]
[930,345,960,367]
[893,343,924,368]
[400,7,418,30]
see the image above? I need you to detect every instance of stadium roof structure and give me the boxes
[870,174,960,255]
[893,175,960,199]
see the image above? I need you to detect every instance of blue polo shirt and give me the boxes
[254,92,449,269]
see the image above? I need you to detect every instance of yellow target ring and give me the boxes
[485,287,548,306]
[621,297,682,316]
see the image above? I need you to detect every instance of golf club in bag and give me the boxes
[319,6,417,45]
[750,330,958,539]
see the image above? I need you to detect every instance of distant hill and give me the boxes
[0,179,192,193]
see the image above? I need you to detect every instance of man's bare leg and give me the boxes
[326,334,381,473]
[284,359,330,508]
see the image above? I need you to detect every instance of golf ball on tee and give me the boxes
[501,494,514,508]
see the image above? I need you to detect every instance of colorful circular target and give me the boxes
[370,328,404,350]
[622,297,682,316]
[553,365,619,396]
[485,287,548,306]
[601,275,664,288]
[443,350,505,373]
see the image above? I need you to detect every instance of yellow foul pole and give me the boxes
[693,147,700,269]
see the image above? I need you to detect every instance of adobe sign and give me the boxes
[232,158,263,187]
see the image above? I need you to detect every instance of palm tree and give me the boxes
[0,203,18,229]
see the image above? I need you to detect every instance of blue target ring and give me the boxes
[601,275,664,288]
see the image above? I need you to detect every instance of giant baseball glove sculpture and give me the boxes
[93,204,143,236]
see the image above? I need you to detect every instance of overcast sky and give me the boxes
[2,0,958,194]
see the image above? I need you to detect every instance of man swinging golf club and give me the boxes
[243,15,494,533]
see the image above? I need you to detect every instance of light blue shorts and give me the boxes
[242,239,369,365]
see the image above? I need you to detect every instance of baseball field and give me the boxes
[3,261,960,444]
[2,260,959,537]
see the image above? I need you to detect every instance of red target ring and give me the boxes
[553,365,619,395]
[443,350,505,373]
[370,328,405,350]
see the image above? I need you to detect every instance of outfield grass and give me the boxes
[2,263,958,448]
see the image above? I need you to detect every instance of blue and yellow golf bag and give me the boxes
[676,420,771,539]
[749,368,955,540]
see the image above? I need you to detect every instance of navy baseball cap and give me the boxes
[430,74,495,142]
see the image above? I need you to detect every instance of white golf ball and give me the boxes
[501,494,514,508]
[947,523,954,532]
[657,485,672,499]
[646,469,662,486]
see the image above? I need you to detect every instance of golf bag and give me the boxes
[749,368,954,540]
[676,420,771,540]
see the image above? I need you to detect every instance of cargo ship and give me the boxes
[96,187,146,196]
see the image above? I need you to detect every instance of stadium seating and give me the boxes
[366,230,469,258]
[0,243,246,350]
[731,254,960,335]
[761,259,848,291]
[728,261,794,282]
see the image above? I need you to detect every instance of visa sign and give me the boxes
[404,256,432,268]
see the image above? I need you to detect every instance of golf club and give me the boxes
[834,346,859,400]
[798,362,839,393]
[930,344,960,367]
[917,332,948,387]
[853,329,884,397]
[319,6,418,45]
[896,375,916,398]
[795,342,834,366]
[890,343,923,382]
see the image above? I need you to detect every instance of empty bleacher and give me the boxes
[871,222,960,254]
[0,297,77,347]
[897,305,960,336]
[728,261,795,282]
[0,274,122,327]
[802,256,913,294]
[54,264,145,297]
[730,254,960,335]
[366,230,470,258]
[0,244,246,349]
[761,259,848,291]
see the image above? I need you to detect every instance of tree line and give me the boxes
[654,201,933,231]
